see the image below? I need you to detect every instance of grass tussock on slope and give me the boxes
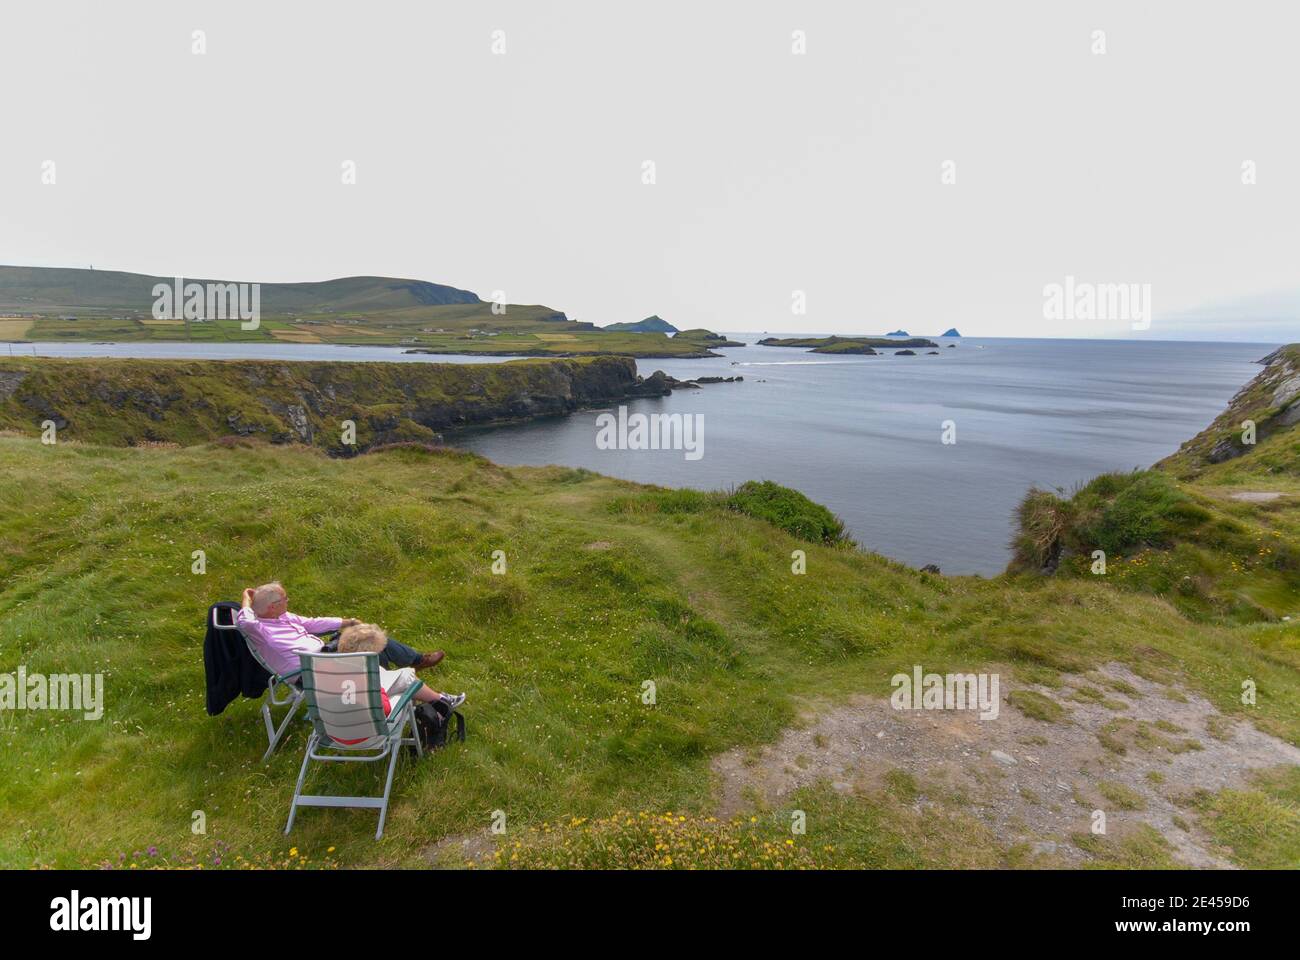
[1008,347,1300,626]
[1,435,1298,869]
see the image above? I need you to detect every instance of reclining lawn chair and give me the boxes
[210,605,308,763]
[285,651,424,840]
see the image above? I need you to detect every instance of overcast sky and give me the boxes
[1,0,1296,340]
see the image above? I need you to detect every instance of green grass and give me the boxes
[1007,689,1068,723]
[1192,766,1300,868]
[725,480,849,544]
[1071,825,1182,869]
[1011,467,1300,625]
[1098,781,1147,811]
[474,782,1009,869]
[0,433,1297,868]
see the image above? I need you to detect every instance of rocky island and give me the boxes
[758,335,939,353]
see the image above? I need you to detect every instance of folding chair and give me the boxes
[286,651,425,840]
[210,605,307,762]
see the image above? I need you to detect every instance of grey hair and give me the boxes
[251,582,285,615]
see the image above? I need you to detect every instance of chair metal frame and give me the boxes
[210,605,308,763]
[285,651,425,840]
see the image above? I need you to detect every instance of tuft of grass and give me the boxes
[1098,781,1147,811]
[1193,767,1300,869]
[1008,689,1068,723]
[1072,824,1181,869]
[883,769,920,803]
[1009,488,1071,572]
[1205,715,1236,741]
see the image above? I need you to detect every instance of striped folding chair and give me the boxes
[211,605,307,763]
[286,651,424,840]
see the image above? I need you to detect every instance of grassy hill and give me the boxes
[0,266,722,358]
[603,316,677,333]
[0,351,1297,870]
[0,266,482,314]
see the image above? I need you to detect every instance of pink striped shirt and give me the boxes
[234,607,342,677]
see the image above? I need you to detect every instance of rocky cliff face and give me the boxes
[1158,345,1300,476]
[0,355,671,454]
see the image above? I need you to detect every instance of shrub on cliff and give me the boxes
[726,480,848,544]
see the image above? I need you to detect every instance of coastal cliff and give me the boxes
[0,355,673,454]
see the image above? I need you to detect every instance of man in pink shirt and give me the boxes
[235,582,444,678]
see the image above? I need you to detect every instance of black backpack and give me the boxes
[410,699,465,753]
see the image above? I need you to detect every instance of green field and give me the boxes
[0,349,1297,870]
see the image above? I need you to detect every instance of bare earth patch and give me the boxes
[1228,491,1285,503]
[422,830,496,868]
[711,663,1300,867]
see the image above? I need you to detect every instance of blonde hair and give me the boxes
[338,623,388,654]
[251,582,285,615]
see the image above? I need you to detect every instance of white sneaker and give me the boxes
[442,693,466,710]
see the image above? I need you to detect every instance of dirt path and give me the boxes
[711,663,1300,867]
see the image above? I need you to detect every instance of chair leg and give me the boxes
[285,732,316,836]
[375,742,402,839]
[409,707,423,759]
[262,693,303,763]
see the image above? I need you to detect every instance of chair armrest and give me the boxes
[270,668,303,690]
[386,680,425,727]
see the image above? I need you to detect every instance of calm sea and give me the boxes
[453,336,1272,575]
[13,336,1272,575]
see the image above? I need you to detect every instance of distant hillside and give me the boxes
[941,328,961,337]
[0,266,481,315]
[0,265,718,358]
[604,315,677,333]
